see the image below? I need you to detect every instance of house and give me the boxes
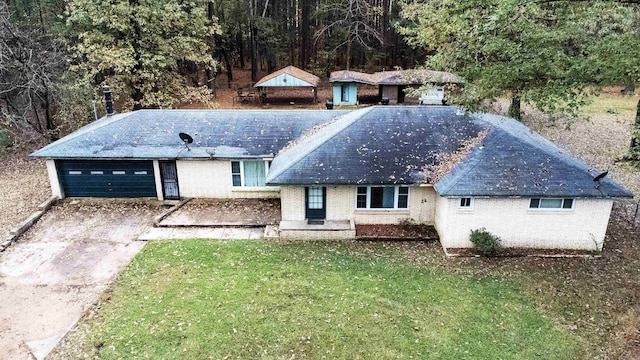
[31,106,632,251]
[329,69,463,106]
[254,65,320,103]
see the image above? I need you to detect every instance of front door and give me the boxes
[305,186,326,219]
[159,161,180,200]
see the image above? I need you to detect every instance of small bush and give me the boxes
[470,228,502,256]
[0,129,12,150]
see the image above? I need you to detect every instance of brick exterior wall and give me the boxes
[176,160,280,199]
[435,196,614,250]
[280,185,437,224]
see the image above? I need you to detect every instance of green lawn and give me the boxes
[56,240,587,359]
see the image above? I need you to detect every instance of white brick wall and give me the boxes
[281,186,306,220]
[176,160,280,199]
[280,185,436,224]
[46,159,62,198]
[435,196,613,250]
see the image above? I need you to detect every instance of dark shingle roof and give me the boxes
[435,114,633,198]
[31,110,348,159]
[267,107,632,198]
[32,106,632,198]
[267,107,487,185]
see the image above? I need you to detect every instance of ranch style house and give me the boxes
[31,106,632,251]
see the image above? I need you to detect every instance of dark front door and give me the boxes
[305,186,326,219]
[159,161,180,200]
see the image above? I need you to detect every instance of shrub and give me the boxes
[469,228,502,256]
[0,129,12,150]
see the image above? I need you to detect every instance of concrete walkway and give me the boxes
[138,227,264,240]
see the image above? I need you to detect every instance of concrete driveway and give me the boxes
[0,200,162,360]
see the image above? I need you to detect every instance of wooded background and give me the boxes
[0,0,639,160]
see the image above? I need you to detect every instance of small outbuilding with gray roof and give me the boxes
[32,106,632,251]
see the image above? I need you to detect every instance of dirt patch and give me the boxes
[160,198,281,226]
[0,151,49,236]
[0,199,163,359]
[356,224,439,240]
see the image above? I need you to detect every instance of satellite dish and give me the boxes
[179,132,193,151]
[179,132,193,144]
[593,171,608,182]
[593,170,608,189]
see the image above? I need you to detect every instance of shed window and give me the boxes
[356,186,409,209]
[231,160,269,187]
[529,198,574,209]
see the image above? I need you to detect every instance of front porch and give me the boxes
[279,219,356,240]
[157,198,281,227]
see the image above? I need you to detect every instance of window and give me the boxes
[231,160,269,187]
[134,170,148,175]
[112,171,126,175]
[529,198,574,210]
[68,171,82,175]
[459,197,473,208]
[356,186,409,209]
[90,170,104,175]
[307,187,323,209]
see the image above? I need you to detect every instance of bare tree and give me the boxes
[0,2,66,143]
[314,0,384,70]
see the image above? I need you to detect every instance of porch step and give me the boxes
[279,220,356,240]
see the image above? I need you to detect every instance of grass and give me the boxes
[55,240,587,359]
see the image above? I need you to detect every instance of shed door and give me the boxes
[56,160,156,198]
[159,161,180,200]
[341,84,349,102]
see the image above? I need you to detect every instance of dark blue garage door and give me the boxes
[57,160,157,198]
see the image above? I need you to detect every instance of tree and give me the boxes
[585,2,640,161]
[66,0,219,110]
[314,0,385,70]
[0,1,66,142]
[399,0,593,120]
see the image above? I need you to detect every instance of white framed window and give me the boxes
[112,170,126,175]
[231,160,270,187]
[529,198,574,210]
[134,170,148,175]
[458,197,473,208]
[90,170,104,175]
[355,186,409,209]
[68,170,82,175]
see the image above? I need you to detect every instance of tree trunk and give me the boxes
[507,95,521,121]
[237,32,245,69]
[629,99,640,160]
[300,0,310,69]
[346,33,352,71]
[130,0,144,109]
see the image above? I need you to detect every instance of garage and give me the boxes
[56,160,157,198]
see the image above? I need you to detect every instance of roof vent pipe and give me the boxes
[103,85,114,116]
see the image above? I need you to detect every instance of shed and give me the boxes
[329,71,378,105]
[329,69,463,105]
[254,66,321,103]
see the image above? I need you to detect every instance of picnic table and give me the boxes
[235,88,266,104]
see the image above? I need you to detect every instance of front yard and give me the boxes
[51,219,640,359]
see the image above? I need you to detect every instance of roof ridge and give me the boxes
[30,112,137,157]
[266,107,375,183]
[434,128,506,194]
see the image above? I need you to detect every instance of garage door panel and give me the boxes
[57,160,157,198]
